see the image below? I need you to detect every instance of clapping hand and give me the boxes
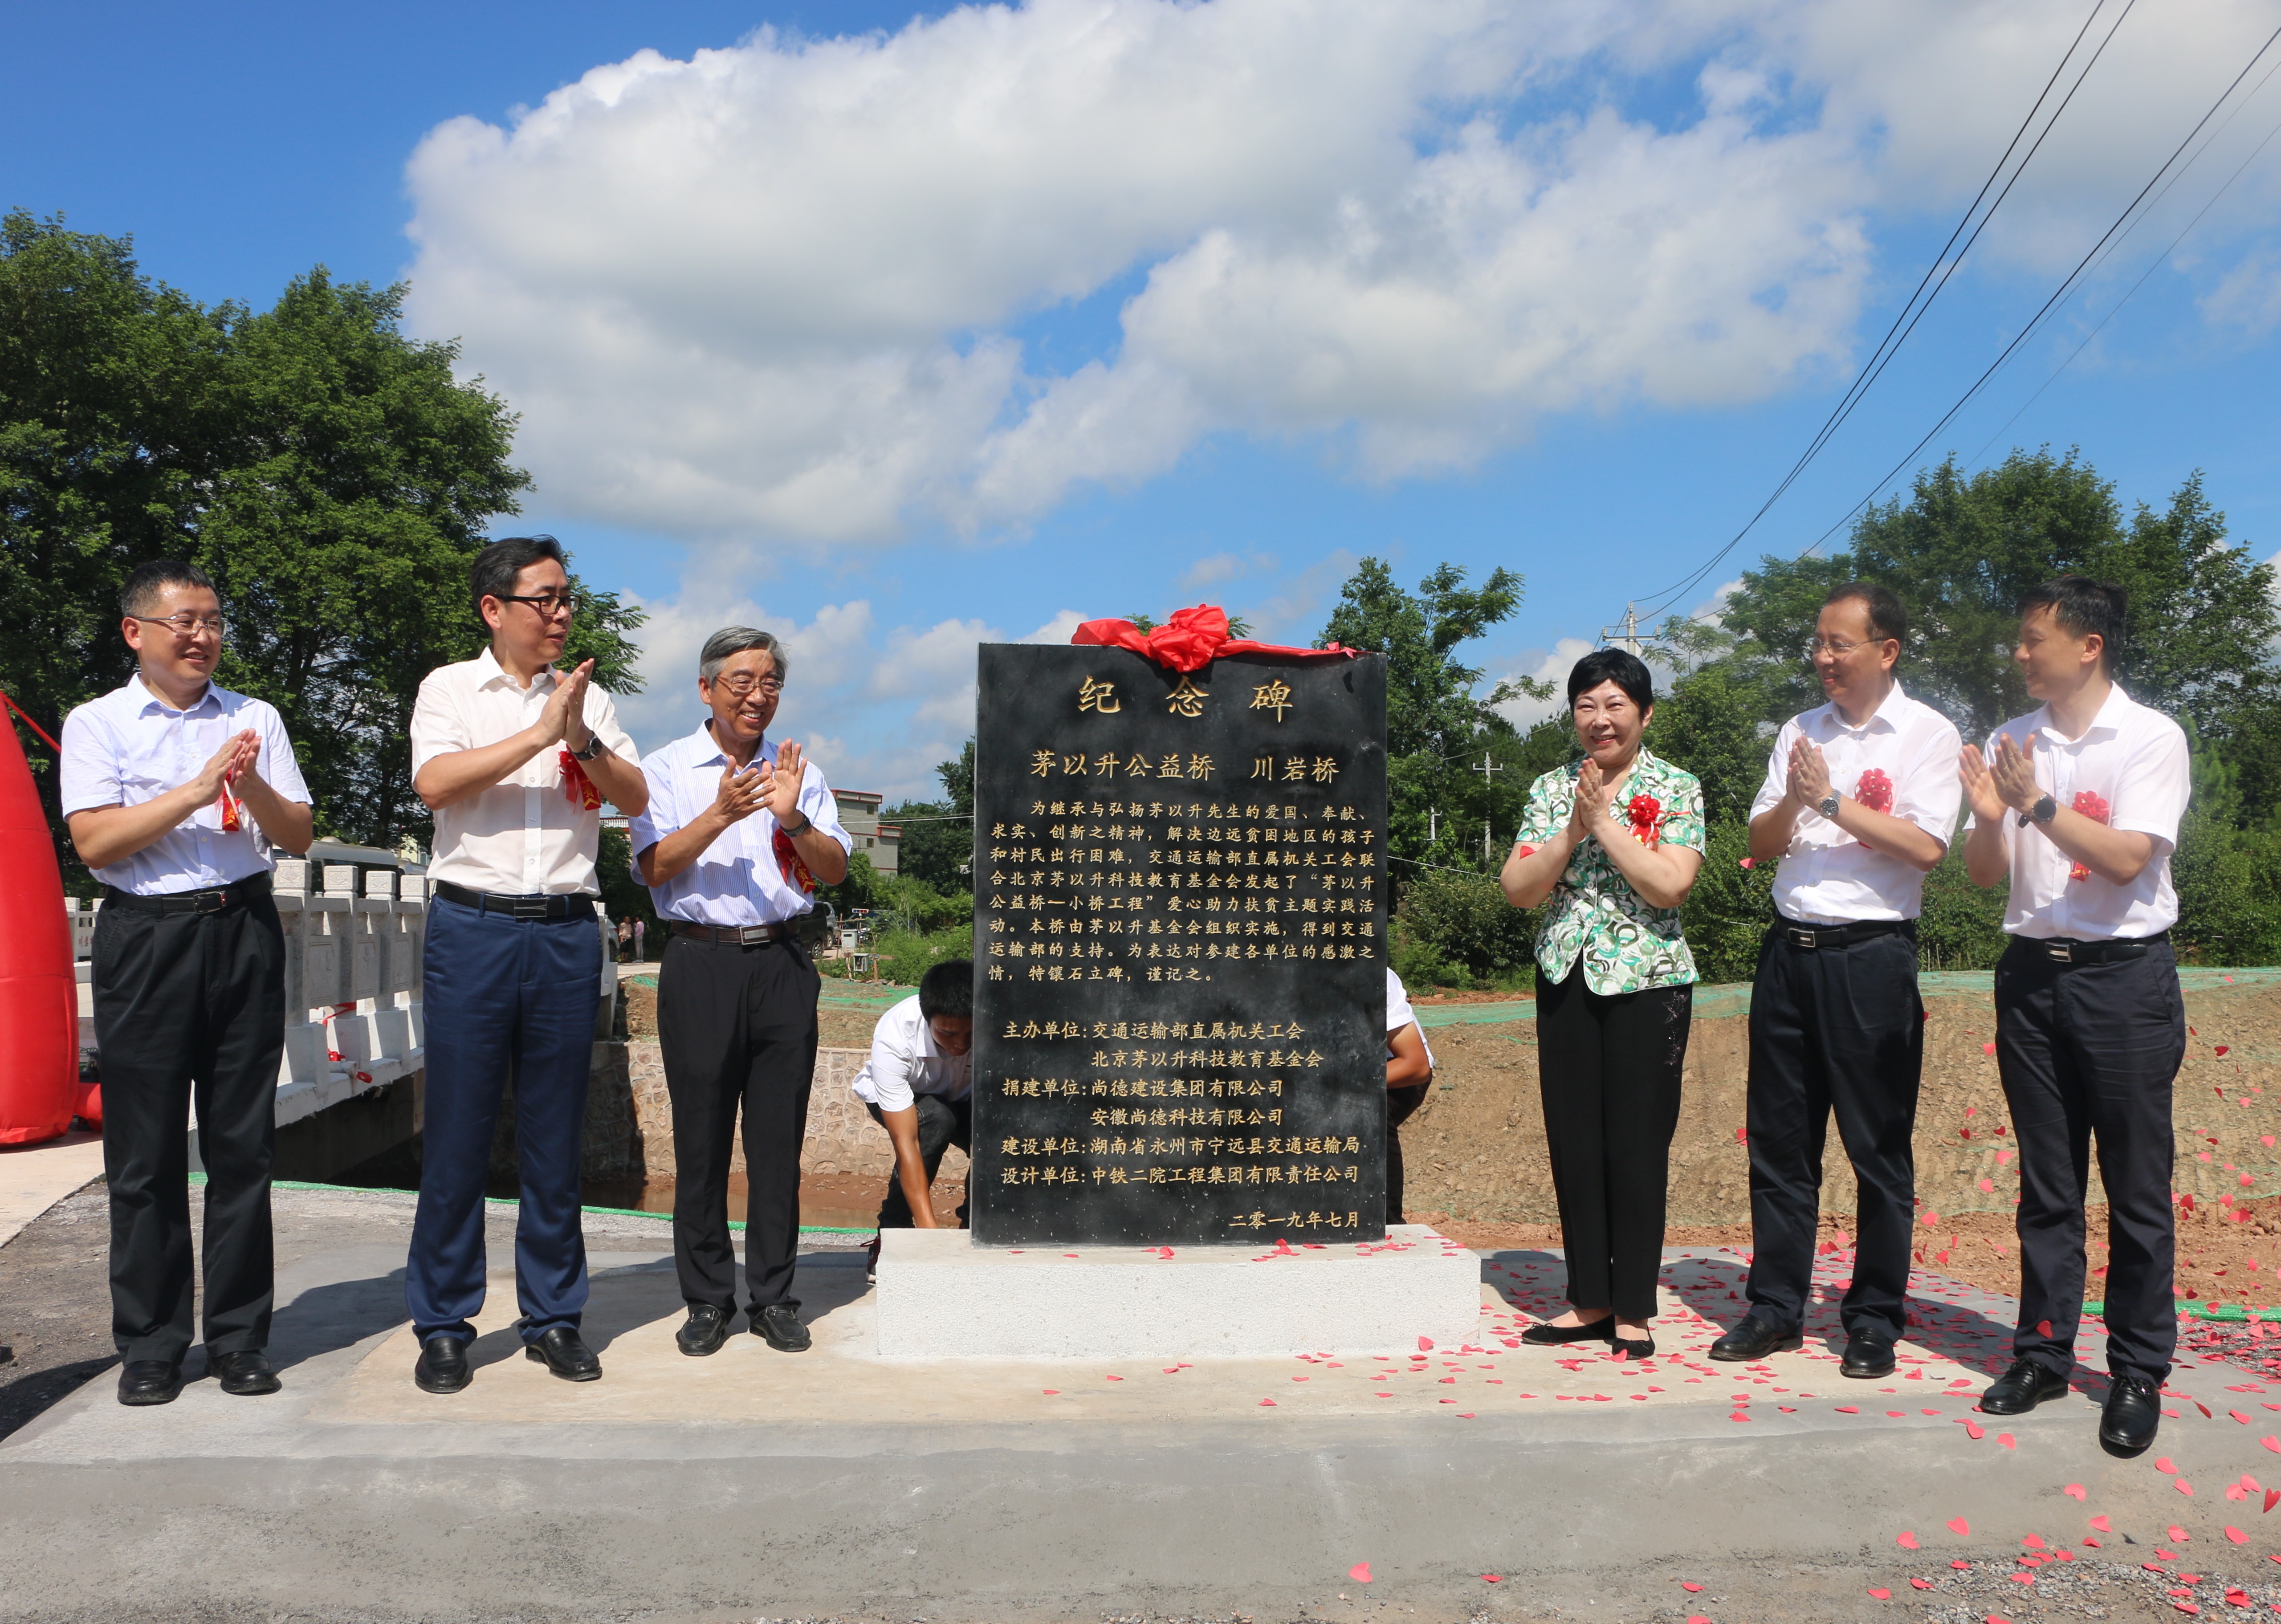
[709,763,766,825]
[1567,757,1612,839]
[1958,734,2025,825]
[193,729,261,799]
[1988,731,2041,813]
[1786,736,1832,809]
[759,741,807,824]
[539,659,597,749]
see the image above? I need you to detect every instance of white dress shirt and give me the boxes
[1980,684,2188,941]
[1386,967,1436,1067]
[628,723,853,927]
[1749,682,1964,925]
[408,648,637,896]
[59,675,310,895]
[851,994,973,1111]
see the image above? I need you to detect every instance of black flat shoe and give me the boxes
[1708,1315,1802,1362]
[210,1350,281,1396]
[524,1326,602,1381]
[752,1303,812,1352]
[1520,1317,1615,1346]
[117,1359,183,1406]
[1612,1336,1655,1359]
[676,1305,731,1358]
[1841,1331,1897,1380]
[414,1335,472,1394]
[2100,1372,2162,1454]
[1979,1356,2068,1415]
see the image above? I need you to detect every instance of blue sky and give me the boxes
[9,0,2280,798]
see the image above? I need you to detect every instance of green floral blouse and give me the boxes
[1513,748,1706,994]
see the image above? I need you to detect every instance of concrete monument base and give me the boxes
[874,1223,1483,1358]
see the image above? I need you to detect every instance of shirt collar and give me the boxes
[477,645,557,694]
[130,672,221,718]
[688,721,772,769]
[2035,681,2133,744]
[1819,680,1907,737]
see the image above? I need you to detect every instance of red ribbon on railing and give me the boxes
[1071,605,1359,672]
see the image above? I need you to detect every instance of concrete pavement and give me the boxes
[7,1184,2281,1622]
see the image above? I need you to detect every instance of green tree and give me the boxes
[890,739,977,895]
[1,211,644,863]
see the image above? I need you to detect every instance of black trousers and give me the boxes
[1997,937,2185,1384]
[1385,1083,1429,1225]
[90,883,285,1364]
[1743,924,1923,1341]
[1536,967,1693,1321]
[657,932,819,1312]
[864,1095,972,1228]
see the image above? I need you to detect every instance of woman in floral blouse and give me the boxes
[1500,648,1705,1358]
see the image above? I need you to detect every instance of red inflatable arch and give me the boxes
[0,693,80,1144]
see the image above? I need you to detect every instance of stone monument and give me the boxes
[874,623,1482,1357]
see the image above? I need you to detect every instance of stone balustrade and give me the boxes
[67,862,618,1130]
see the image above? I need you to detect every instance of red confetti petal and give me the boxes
[1682,1581,1704,1591]
[2228,1527,2250,1544]
[1947,1517,1971,1536]
[1867,1588,1890,1600]
[1911,1578,1933,1589]
[1984,1042,1997,1055]
[1480,1575,1500,1583]
[1998,1433,2016,1450]
[2064,1484,2086,1500]
[1349,1563,1372,1583]
[2090,1516,2111,1532]
[2157,1457,2178,1473]
[1897,1532,1918,1550]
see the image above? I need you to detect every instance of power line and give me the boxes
[1763,17,2281,574]
[1624,0,2129,622]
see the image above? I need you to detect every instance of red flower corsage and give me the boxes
[2067,790,2110,882]
[558,749,603,811]
[1855,768,1894,815]
[1625,793,1667,847]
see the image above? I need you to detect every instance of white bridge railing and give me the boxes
[69,861,617,1128]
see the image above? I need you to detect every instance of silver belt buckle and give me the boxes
[1787,927,1819,949]
[2044,940,2073,963]
[737,924,773,945]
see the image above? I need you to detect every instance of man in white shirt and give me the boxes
[632,627,851,1356]
[1960,576,2190,1454]
[1383,968,1435,1226]
[61,559,313,1406]
[1714,583,1961,1377]
[852,959,974,1283]
[402,536,647,1394]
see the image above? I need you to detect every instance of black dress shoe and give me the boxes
[117,1359,184,1406]
[752,1303,812,1352]
[1979,1356,2069,1415]
[414,1335,472,1394]
[1841,1330,1897,1380]
[1520,1316,1615,1346]
[524,1326,602,1381]
[2100,1372,2163,1453]
[1612,1336,1655,1359]
[676,1305,731,1357]
[211,1350,281,1396]
[1708,1315,1802,1362]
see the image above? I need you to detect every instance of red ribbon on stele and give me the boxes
[1070,605,1358,672]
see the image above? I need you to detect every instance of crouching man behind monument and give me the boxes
[854,959,975,1282]
[632,627,851,1357]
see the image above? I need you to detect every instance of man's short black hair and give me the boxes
[918,959,973,1022]
[471,535,567,624]
[2020,575,2127,669]
[1567,647,1654,712]
[1825,581,1907,648]
[121,558,216,619]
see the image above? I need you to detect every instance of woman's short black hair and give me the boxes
[918,959,973,1021]
[1567,647,1655,712]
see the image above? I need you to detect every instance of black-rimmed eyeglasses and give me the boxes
[499,592,579,619]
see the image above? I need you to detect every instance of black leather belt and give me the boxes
[434,880,595,920]
[102,872,272,914]
[2009,931,2169,965]
[1775,916,1914,950]
[670,919,791,946]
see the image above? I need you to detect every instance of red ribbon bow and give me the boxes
[1625,793,1666,847]
[1071,605,1359,672]
[559,749,603,811]
[1855,767,1894,815]
[2068,790,2110,882]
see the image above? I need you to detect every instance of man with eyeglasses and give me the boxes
[631,627,850,1356]
[1961,577,2188,1454]
[402,535,648,1393]
[1712,582,1961,1379]
[60,559,314,1406]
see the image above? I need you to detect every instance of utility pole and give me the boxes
[1427,806,1439,845]
[1473,753,1503,866]
[1598,601,1669,658]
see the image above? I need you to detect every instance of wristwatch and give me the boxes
[569,735,606,761]
[2020,793,2057,827]
[781,810,811,834]
[1817,793,1841,821]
